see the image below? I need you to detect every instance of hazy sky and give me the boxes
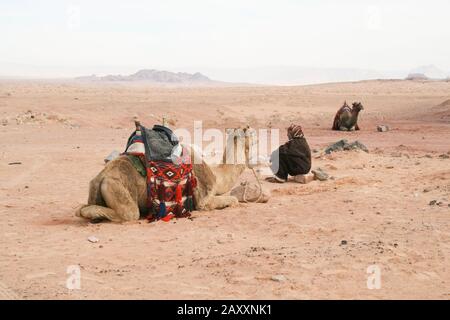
[1,0,450,77]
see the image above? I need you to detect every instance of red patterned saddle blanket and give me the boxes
[124,123,196,222]
[146,152,197,222]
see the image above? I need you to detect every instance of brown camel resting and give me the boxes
[332,101,364,131]
[75,127,257,222]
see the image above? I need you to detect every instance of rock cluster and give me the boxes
[1,110,73,127]
[325,139,368,154]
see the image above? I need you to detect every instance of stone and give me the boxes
[347,140,369,152]
[312,168,329,181]
[377,125,390,132]
[340,240,348,246]
[271,275,287,282]
[429,200,437,206]
[325,139,348,154]
[293,173,314,184]
[104,150,121,163]
[88,236,99,243]
[438,154,449,159]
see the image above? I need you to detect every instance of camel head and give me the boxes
[352,102,364,112]
[243,126,258,169]
[224,126,257,168]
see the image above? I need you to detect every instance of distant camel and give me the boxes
[332,101,364,131]
[75,127,257,222]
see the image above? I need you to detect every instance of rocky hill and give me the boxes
[76,69,213,84]
[408,65,449,80]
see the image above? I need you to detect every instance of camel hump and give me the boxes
[332,103,352,130]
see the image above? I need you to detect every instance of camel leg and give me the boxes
[207,195,239,210]
[100,178,140,222]
[76,204,117,222]
[76,178,139,222]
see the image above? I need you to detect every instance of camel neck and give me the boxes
[217,162,246,176]
[352,109,361,118]
[213,163,247,195]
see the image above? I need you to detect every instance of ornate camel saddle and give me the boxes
[124,122,196,222]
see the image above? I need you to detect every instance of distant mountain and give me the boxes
[408,65,448,79]
[405,73,429,81]
[76,69,213,84]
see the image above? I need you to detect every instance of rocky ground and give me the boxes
[0,79,449,299]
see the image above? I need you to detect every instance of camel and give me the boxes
[332,101,364,131]
[75,126,257,222]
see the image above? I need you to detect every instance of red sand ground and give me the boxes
[0,80,449,299]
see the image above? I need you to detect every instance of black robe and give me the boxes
[270,137,312,180]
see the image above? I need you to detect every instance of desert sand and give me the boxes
[0,79,449,299]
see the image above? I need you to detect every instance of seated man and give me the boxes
[265,124,312,183]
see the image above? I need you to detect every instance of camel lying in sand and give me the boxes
[332,101,364,131]
[75,127,257,222]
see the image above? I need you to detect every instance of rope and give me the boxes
[243,167,263,203]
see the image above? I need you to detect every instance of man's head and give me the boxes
[287,124,304,140]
